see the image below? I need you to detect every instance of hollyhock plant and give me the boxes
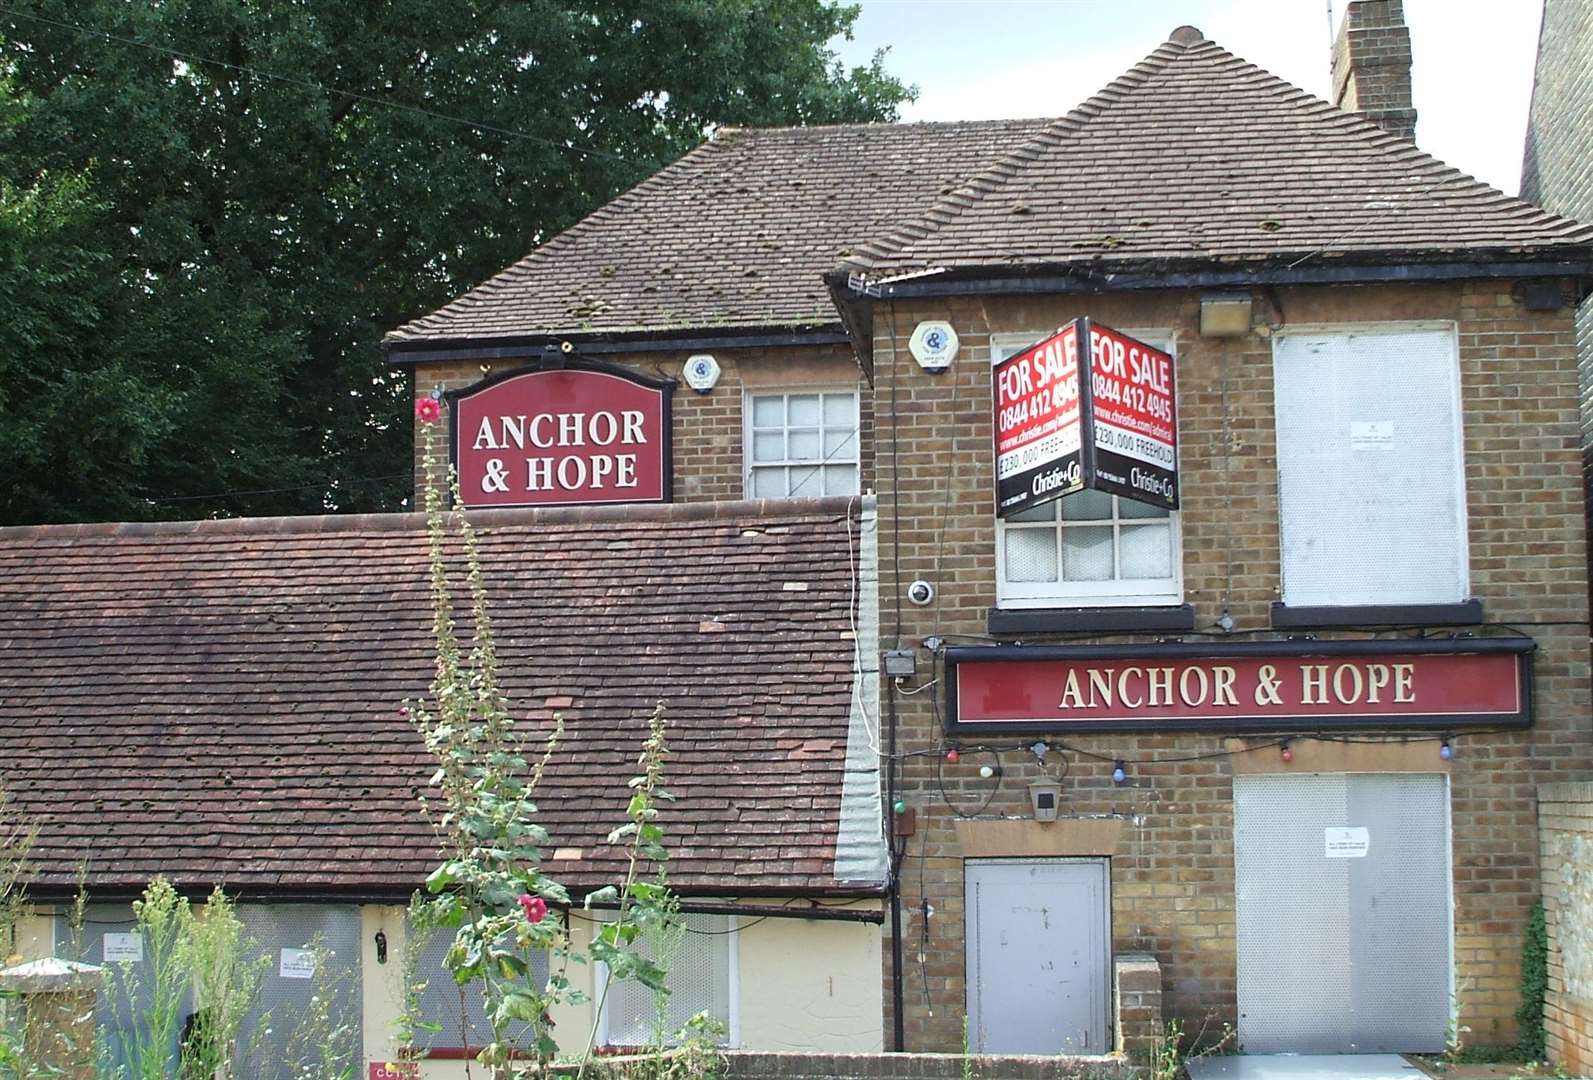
[518,893,548,924]
[414,396,441,424]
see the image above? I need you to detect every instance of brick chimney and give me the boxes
[1331,0,1418,141]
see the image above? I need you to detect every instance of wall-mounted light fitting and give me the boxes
[1029,781,1062,822]
[374,929,388,965]
[1199,292,1253,337]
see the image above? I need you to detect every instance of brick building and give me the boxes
[385,1,1593,1058]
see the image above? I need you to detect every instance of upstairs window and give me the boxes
[992,333,1183,608]
[1273,325,1468,607]
[745,390,860,498]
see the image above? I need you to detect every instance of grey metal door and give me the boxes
[965,858,1110,1054]
[1234,773,1452,1053]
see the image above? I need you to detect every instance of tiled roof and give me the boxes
[389,30,1593,351]
[384,119,1048,347]
[0,498,881,899]
[843,32,1593,277]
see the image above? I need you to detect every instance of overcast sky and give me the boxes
[831,0,1543,196]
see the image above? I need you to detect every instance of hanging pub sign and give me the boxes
[447,361,675,509]
[993,318,1178,518]
[943,638,1534,735]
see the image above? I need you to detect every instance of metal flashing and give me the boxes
[835,496,888,886]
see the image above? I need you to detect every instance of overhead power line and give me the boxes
[0,6,642,166]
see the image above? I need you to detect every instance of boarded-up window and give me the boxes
[598,913,735,1047]
[1273,327,1467,606]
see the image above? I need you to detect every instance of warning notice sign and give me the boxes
[993,323,1085,517]
[1085,322,1179,510]
[992,319,1179,518]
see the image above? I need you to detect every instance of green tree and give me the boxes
[0,1,911,524]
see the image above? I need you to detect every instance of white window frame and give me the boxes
[1272,320,1470,607]
[991,330,1184,609]
[742,386,861,499]
[595,912,740,1048]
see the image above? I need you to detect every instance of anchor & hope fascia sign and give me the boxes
[943,638,1534,735]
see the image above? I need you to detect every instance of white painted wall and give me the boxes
[360,902,883,1077]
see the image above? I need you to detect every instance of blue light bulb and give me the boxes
[1440,741,1453,760]
[1112,763,1126,784]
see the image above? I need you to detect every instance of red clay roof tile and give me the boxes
[0,498,877,900]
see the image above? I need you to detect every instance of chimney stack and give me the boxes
[1331,0,1418,142]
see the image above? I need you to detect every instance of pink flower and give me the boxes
[519,894,548,924]
[414,397,442,423]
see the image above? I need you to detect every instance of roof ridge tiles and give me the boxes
[0,495,863,544]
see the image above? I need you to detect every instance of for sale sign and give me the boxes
[993,322,1085,517]
[1085,321,1179,510]
[992,319,1178,518]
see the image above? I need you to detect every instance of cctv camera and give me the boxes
[907,580,934,606]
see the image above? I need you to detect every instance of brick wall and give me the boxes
[1331,0,1417,140]
[1539,781,1593,1073]
[407,345,871,507]
[1521,0,1593,613]
[868,281,1591,1051]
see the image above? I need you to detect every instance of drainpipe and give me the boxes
[886,686,906,1052]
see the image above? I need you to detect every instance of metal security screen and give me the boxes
[600,913,734,1047]
[413,925,551,1053]
[57,902,362,1076]
[1273,327,1467,606]
[1234,773,1452,1053]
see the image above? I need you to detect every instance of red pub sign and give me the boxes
[994,319,1178,518]
[448,362,675,509]
[944,639,1534,734]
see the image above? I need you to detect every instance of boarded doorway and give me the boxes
[1234,773,1452,1053]
[965,858,1110,1053]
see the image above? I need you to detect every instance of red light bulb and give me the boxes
[1281,745,1293,763]
[946,749,960,764]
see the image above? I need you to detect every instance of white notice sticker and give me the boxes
[1325,826,1371,858]
[102,932,144,963]
[279,948,317,979]
[1350,421,1394,449]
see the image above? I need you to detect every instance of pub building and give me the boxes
[4,2,1593,1072]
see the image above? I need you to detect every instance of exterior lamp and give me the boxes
[1199,292,1253,337]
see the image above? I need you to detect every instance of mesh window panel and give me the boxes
[413,926,550,1053]
[233,904,363,1079]
[1235,774,1451,1053]
[1274,329,1466,606]
[601,914,732,1047]
[1005,528,1058,582]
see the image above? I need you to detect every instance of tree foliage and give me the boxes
[0,1,911,523]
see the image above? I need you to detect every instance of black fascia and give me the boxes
[1270,600,1485,629]
[384,325,851,366]
[987,604,1197,636]
[860,257,1593,300]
